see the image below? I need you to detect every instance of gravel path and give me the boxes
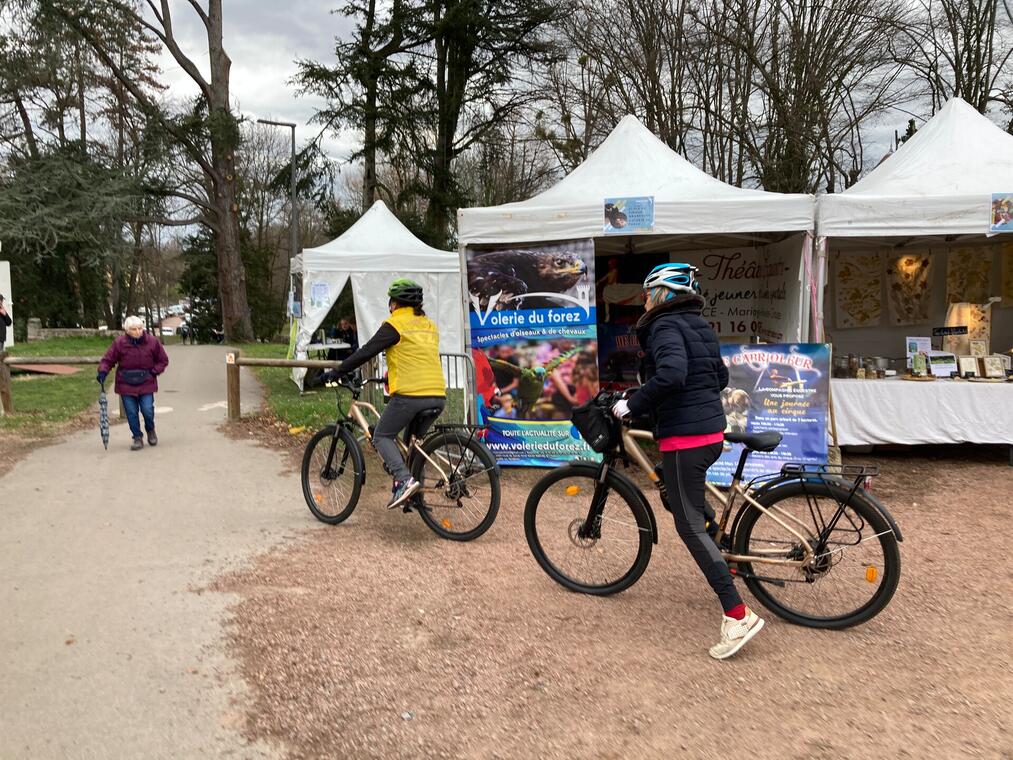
[214,444,1013,759]
[0,346,303,760]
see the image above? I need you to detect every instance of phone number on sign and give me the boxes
[708,320,763,335]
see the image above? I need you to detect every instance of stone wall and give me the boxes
[26,319,121,341]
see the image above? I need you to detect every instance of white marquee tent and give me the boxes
[459,114,814,246]
[458,114,817,342]
[290,200,464,388]
[818,97,1013,238]
[815,98,1013,449]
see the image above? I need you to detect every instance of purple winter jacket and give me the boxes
[98,332,169,396]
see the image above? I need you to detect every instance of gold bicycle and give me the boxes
[301,374,500,541]
[524,391,902,628]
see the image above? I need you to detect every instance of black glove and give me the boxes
[96,371,108,385]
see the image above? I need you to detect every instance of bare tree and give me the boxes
[47,0,255,340]
[892,0,1013,115]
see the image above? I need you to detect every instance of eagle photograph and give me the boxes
[466,244,591,311]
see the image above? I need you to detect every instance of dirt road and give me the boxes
[215,445,1013,760]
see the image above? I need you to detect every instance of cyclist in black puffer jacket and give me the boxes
[611,263,765,660]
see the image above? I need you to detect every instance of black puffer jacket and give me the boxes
[626,293,728,438]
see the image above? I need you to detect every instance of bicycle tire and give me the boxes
[301,425,364,525]
[732,479,901,629]
[524,463,653,596]
[411,432,500,541]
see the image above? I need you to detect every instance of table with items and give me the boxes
[831,376,1012,448]
[306,341,350,359]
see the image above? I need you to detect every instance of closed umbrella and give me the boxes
[98,382,110,450]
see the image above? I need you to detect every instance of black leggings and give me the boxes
[662,443,743,613]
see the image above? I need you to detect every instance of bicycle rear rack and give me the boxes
[781,462,879,485]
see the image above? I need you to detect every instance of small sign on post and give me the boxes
[226,350,241,420]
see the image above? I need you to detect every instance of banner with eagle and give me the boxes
[466,239,601,466]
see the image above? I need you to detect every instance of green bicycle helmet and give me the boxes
[387,278,424,306]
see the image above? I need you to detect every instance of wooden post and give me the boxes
[0,351,13,415]
[226,350,241,421]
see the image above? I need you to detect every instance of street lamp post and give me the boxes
[256,119,299,261]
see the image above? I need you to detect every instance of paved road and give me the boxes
[1,345,306,759]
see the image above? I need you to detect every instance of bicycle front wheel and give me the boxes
[411,432,500,541]
[524,463,653,596]
[732,479,901,629]
[301,425,364,524]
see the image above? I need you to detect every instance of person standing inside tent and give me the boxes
[611,264,764,660]
[322,279,445,509]
[97,316,170,451]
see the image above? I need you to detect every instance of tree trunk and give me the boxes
[207,0,253,340]
[363,84,379,212]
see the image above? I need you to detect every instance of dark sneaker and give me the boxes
[147,431,158,446]
[131,437,144,451]
[387,477,421,509]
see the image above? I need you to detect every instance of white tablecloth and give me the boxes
[831,378,1013,446]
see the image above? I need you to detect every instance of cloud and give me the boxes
[154,1,360,160]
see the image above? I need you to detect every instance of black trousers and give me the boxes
[662,443,743,613]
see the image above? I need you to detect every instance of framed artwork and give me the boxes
[885,253,932,325]
[981,357,1005,378]
[958,356,980,377]
[969,339,987,357]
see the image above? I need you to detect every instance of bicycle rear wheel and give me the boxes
[524,463,653,596]
[411,432,500,541]
[301,425,364,524]
[732,479,901,629]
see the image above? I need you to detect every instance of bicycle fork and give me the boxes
[578,460,613,540]
[323,427,354,480]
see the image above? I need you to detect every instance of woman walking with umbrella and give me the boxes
[97,316,169,451]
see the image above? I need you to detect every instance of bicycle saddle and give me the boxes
[723,431,782,452]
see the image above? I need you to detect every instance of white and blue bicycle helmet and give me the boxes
[643,263,701,295]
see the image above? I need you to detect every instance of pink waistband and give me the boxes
[658,431,725,452]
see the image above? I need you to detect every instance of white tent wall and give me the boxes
[350,270,465,361]
[657,233,809,343]
[826,242,1013,357]
[0,260,12,349]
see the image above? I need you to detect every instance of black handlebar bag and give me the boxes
[570,401,620,453]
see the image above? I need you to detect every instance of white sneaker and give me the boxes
[708,608,765,660]
[387,477,421,509]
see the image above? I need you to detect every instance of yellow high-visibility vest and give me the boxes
[384,307,445,397]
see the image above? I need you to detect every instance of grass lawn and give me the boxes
[1,335,119,435]
[235,343,342,431]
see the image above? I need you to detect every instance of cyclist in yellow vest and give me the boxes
[324,279,446,508]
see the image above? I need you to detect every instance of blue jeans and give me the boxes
[121,393,155,439]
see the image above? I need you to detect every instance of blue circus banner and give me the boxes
[708,343,831,485]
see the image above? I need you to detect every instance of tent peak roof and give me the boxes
[515,113,800,205]
[841,97,1013,197]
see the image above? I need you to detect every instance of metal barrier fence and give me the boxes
[226,350,477,425]
[357,352,477,425]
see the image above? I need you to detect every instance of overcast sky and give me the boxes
[156,1,357,161]
[154,2,920,183]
